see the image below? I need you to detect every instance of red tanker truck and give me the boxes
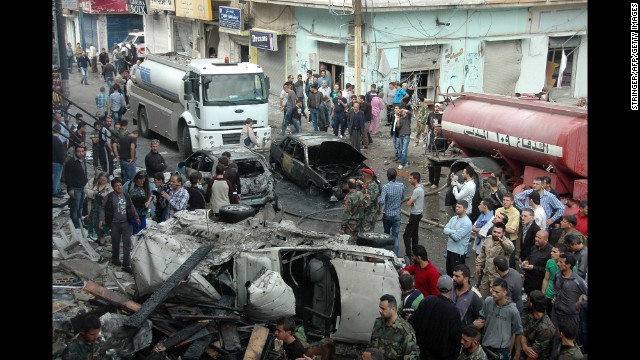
[440,92,587,215]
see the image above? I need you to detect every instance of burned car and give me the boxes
[131,211,402,345]
[177,145,276,208]
[269,134,371,199]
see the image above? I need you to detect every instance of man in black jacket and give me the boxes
[99,177,140,273]
[144,139,167,175]
[409,275,462,360]
[64,145,89,229]
[219,154,241,204]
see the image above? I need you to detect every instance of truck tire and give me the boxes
[138,107,150,138]
[180,125,193,157]
[356,232,395,251]
[218,204,255,223]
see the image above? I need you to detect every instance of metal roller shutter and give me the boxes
[106,14,143,50]
[483,40,522,95]
[257,35,287,95]
[82,14,98,48]
[318,42,345,65]
[401,45,441,72]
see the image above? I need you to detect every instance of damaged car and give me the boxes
[177,145,277,208]
[269,134,371,199]
[131,211,402,345]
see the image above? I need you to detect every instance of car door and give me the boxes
[282,139,307,188]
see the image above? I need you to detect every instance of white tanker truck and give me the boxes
[129,53,272,155]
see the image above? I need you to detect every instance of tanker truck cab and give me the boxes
[131,53,271,156]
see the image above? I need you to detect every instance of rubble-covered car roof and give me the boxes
[278,134,367,166]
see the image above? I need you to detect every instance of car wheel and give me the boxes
[307,183,320,196]
[356,232,395,251]
[218,204,255,223]
[138,107,150,138]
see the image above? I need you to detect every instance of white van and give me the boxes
[118,31,146,58]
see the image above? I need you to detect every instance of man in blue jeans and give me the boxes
[379,168,405,256]
[396,108,412,169]
[52,125,66,198]
[115,130,139,183]
[64,145,89,229]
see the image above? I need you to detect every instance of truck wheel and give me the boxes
[307,183,320,196]
[218,204,255,223]
[138,107,150,138]
[180,126,193,157]
[356,232,395,251]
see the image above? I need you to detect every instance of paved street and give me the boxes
[59,67,478,273]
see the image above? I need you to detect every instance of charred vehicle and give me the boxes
[131,212,402,345]
[269,134,371,199]
[177,145,276,208]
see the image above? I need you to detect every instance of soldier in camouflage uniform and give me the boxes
[458,325,488,360]
[340,179,365,244]
[60,315,103,360]
[517,290,555,360]
[557,320,584,360]
[413,103,430,146]
[474,222,514,297]
[369,294,420,360]
[360,169,380,232]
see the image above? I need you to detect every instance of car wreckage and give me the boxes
[269,134,372,200]
[131,210,402,345]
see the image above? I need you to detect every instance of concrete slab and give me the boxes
[58,258,107,281]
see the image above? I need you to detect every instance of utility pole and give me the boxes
[353,0,362,95]
[55,0,70,99]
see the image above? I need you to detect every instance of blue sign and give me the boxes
[250,30,278,51]
[219,6,242,33]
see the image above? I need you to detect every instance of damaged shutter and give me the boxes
[318,42,345,65]
[483,40,522,95]
[83,14,98,48]
[257,35,287,95]
[401,45,441,72]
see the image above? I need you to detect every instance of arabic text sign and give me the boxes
[442,122,563,157]
[219,6,242,33]
[176,0,213,20]
[250,29,278,51]
[128,0,147,15]
[149,0,175,11]
[61,0,79,10]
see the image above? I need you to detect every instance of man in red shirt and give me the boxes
[575,199,587,237]
[399,244,441,297]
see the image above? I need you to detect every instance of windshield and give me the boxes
[202,73,268,105]
[123,35,136,43]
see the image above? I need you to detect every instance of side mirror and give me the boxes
[265,76,270,100]
[183,80,192,100]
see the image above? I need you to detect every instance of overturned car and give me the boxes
[269,134,371,199]
[131,210,401,344]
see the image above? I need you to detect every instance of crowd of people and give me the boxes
[337,160,588,359]
[54,63,588,359]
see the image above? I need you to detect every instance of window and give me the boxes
[400,70,439,103]
[201,156,214,174]
[293,145,305,163]
[202,74,268,105]
[185,153,204,170]
[136,36,144,44]
[547,36,580,88]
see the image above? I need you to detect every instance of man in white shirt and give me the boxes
[451,166,477,217]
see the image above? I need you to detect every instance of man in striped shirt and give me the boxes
[379,168,405,256]
[514,177,565,230]
[95,86,108,122]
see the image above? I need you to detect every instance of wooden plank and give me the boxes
[153,321,210,352]
[83,280,141,313]
[220,322,241,351]
[242,325,270,360]
[52,300,73,313]
[182,333,214,359]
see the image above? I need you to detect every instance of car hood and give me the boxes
[315,141,367,165]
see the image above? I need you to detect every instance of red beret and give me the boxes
[362,168,374,175]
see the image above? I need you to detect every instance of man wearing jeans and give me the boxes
[379,168,405,256]
[64,146,89,229]
[52,125,66,198]
[115,130,139,183]
[396,108,412,169]
[443,200,473,276]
